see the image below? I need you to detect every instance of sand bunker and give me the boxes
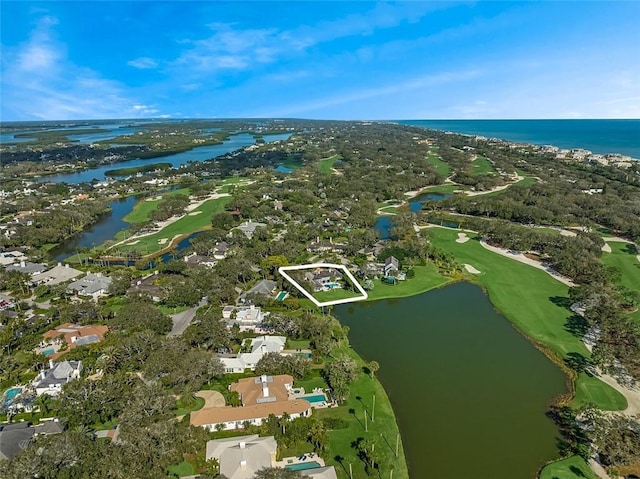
[464,264,481,274]
[188,211,203,216]
[601,243,612,253]
[456,233,470,243]
[158,238,168,245]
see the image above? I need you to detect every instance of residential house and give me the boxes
[129,272,163,302]
[0,251,27,266]
[32,263,82,286]
[31,360,82,397]
[213,241,230,260]
[239,279,277,303]
[41,323,108,360]
[304,268,343,292]
[183,253,217,268]
[304,467,338,479]
[220,335,286,373]
[234,221,267,239]
[5,261,48,276]
[383,256,399,277]
[190,375,311,431]
[66,272,112,300]
[0,419,64,460]
[206,434,277,479]
[227,305,266,330]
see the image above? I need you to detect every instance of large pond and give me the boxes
[334,282,567,479]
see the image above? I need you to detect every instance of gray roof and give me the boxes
[5,262,48,275]
[245,280,277,297]
[206,434,277,479]
[235,221,267,239]
[0,422,35,460]
[33,360,81,393]
[32,264,82,285]
[0,419,65,460]
[67,273,112,295]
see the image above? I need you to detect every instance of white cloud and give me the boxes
[1,16,160,120]
[127,57,158,69]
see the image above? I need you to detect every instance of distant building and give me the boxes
[0,419,64,460]
[234,221,267,239]
[5,261,48,276]
[41,323,108,360]
[32,263,82,286]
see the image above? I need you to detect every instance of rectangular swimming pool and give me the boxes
[286,461,321,471]
[41,348,55,356]
[303,394,326,404]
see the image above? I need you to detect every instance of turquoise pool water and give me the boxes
[4,387,22,405]
[286,461,321,471]
[325,282,339,289]
[303,394,326,403]
[42,347,55,356]
[276,291,288,301]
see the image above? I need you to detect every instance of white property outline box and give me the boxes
[278,263,368,307]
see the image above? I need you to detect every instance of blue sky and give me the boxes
[1,1,639,120]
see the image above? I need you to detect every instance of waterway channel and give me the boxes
[334,282,567,479]
[49,132,292,261]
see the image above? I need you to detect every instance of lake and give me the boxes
[335,282,567,479]
[39,132,292,184]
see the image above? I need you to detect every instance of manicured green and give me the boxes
[124,188,191,224]
[539,455,597,479]
[286,339,311,350]
[426,227,626,411]
[366,264,452,301]
[470,155,496,176]
[426,153,451,176]
[115,196,232,255]
[318,154,341,175]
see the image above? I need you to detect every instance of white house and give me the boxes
[206,435,277,479]
[220,336,286,373]
[31,360,82,397]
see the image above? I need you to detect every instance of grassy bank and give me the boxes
[600,240,640,322]
[366,264,453,301]
[538,456,597,479]
[123,188,191,224]
[314,347,409,479]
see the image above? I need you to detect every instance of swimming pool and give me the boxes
[303,394,326,404]
[276,291,288,301]
[41,347,55,356]
[286,461,321,471]
[325,282,339,289]
[4,387,22,406]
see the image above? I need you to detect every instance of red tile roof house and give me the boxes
[41,323,108,360]
[190,375,312,432]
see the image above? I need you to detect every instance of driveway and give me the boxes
[168,298,207,337]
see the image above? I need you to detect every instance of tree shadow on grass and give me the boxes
[349,408,365,430]
[564,352,594,376]
[569,465,587,477]
[565,314,590,338]
[550,295,573,310]
[624,243,638,255]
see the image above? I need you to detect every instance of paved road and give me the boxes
[168,298,207,337]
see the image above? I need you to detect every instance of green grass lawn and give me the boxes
[314,288,366,303]
[426,227,626,411]
[366,264,452,301]
[470,156,496,176]
[124,188,191,224]
[426,153,451,176]
[312,347,408,479]
[167,459,195,477]
[600,240,640,322]
[286,339,311,350]
[538,455,597,479]
[174,396,205,417]
[115,196,232,255]
[318,154,341,174]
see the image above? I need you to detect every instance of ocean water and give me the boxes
[397,119,640,159]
